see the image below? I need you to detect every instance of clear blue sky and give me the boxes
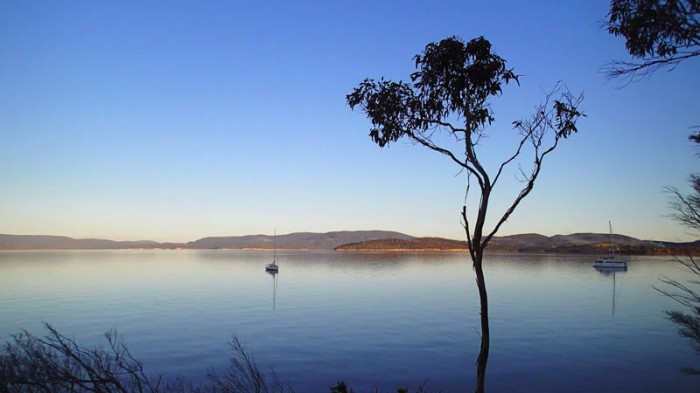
[1,1,698,242]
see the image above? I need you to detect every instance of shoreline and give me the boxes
[0,248,691,257]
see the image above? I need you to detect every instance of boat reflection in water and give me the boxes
[267,270,278,312]
[595,265,628,316]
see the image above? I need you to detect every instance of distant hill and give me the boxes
[0,231,414,250]
[335,233,700,255]
[336,237,467,251]
[485,233,700,254]
[186,231,414,250]
[0,234,172,250]
[0,231,697,254]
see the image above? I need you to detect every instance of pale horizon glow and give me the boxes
[1,1,698,243]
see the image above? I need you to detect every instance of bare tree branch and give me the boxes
[604,0,700,81]
[602,50,700,83]
[484,85,584,247]
[665,175,700,234]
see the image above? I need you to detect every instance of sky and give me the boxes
[1,1,698,243]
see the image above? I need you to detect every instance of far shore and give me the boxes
[1,247,697,256]
[335,248,468,252]
[1,231,697,255]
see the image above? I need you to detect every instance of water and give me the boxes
[0,250,697,392]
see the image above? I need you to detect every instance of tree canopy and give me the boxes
[347,36,583,249]
[605,0,700,80]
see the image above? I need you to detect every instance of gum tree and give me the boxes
[347,36,583,393]
[604,0,700,82]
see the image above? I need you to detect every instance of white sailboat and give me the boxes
[265,231,279,272]
[593,221,627,269]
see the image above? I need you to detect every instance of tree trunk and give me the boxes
[474,254,489,393]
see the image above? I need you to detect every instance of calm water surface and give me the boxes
[0,250,697,392]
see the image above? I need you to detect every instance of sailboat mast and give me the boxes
[609,221,615,258]
[273,229,277,263]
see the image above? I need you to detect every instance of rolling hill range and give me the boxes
[0,234,173,250]
[479,233,699,254]
[185,230,413,249]
[0,231,697,254]
[336,233,700,255]
[0,231,411,250]
[335,237,468,251]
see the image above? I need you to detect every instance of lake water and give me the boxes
[0,250,697,392]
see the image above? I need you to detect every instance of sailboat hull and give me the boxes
[593,259,627,269]
[265,263,279,272]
